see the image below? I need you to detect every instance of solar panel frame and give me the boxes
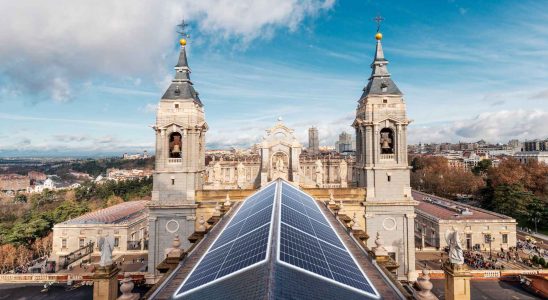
[277,181,381,299]
[173,180,278,298]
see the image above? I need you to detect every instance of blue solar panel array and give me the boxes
[174,180,379,298]
[279,182,377,296]
[177,183,276,295]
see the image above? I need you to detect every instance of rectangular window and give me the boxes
[387,175,391,182]
[484,234,491,244]
[79,238,85,248]
[62,239,67,248]
[114,237,120,247]
[502,234,508,244]
[172,178,175,185]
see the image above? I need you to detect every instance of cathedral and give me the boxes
[146,29,417,288]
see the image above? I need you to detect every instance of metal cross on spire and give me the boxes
[177,19,190,39]
[373,15,384,32]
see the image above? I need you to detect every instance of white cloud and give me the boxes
[0,0,334,102]
[51,77,71,103]
[409,109,548,144]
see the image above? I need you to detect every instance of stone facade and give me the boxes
[51,201,148,269]
[353,34,417,281]
[202,120,353,190]
[147,41,207,280]
[414,191,517,251]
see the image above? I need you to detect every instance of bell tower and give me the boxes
[352,28,417,281]
[147,33,208,279]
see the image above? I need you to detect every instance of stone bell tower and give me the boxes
[352,30,417,281]
[147,36,208,279]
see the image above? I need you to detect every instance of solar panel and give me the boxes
[176,181,276,297]
[281,204,315,236]
[278,181,378,297]
[174,180,380,299]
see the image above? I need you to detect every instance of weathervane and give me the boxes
[373,15,384,33]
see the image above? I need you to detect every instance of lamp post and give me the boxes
[488,236,495,259]
[531,216,541,233]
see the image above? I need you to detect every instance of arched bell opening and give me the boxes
[379,128,394,154]
[169,132,183,158]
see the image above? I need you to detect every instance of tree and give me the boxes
[14,194,27,203]
[106,195,124,207]
[472,159,492,175]
[0,244,17,273]
[491,184,533,223]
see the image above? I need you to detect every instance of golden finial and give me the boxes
[177,20,190,46]
[375,32,383,40]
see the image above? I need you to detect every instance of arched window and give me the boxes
[169,132,182,158]
[379,128,394,154]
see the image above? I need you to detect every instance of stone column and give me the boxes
[443,262,472,300]
[406,213,417,281]
[92,264,120,300]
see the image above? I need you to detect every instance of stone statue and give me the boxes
[315,159,323,187]
[213,162,222,183]
[328,191,336,205]
[339,159,347,185]
[275,156,285,171]
[445,229,464,265]
[98,235,115,267]
[237,162,246,188]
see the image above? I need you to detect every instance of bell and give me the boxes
[172,144,181,153]
[381,140,390,149]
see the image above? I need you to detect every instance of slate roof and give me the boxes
[61,200,148,225]
[161,45,203,106]
[360,39,402,99]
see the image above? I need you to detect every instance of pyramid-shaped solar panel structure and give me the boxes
[173,180,381,299]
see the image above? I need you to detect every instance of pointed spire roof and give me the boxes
[360,33,402,99]
[161,40,203,106]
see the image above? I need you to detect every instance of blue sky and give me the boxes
[0,0,547,156]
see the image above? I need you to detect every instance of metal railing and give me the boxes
[58,242,94,270]
[380,154,395,160]
[168,158,182,164]
[127,240,142,250]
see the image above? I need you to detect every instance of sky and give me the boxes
[0,0,547,156]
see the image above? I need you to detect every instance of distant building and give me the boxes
[513,151,548,164]
[0,174,30,193]
[308,126,319,154]
[28,171,47,183]
[122,150,151,160]
[523,139,548,152]
[413,190,517,251]
[335,131,354,153]
[507,139,522,152]
[69,171,92,180]
[106,168,152,181]
[51,200,149,270]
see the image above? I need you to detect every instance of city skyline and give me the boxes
[1,0,547,156]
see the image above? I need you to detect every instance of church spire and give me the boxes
[360,30,402,99]
[161,25,202,106]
